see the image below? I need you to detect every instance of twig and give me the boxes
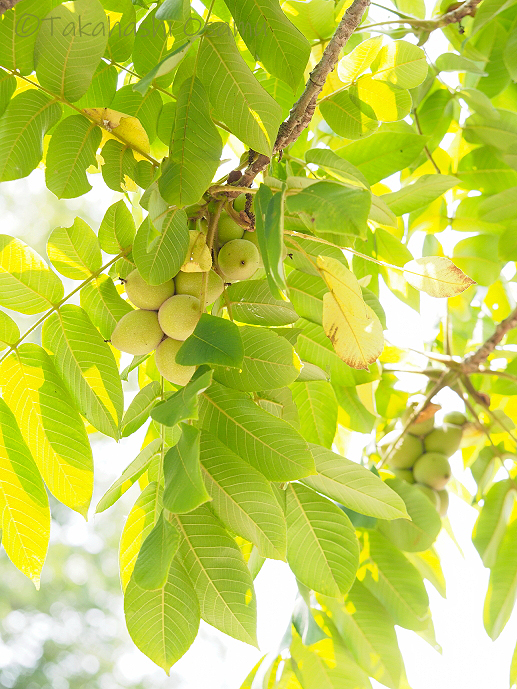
[413,109,441,174]
[199,200,225,313]
[234,0,372,189]
[463,306,517,373]
[0,0,21,14]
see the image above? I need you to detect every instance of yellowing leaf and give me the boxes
[317,255,384,370]
[337,36,384,85]
[83,108,150,157]
[403,256,476,298]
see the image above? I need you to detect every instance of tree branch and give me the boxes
[0,0,22,15]
[235,0,371,189]
[463,306,517,373]
[435,0,482,27]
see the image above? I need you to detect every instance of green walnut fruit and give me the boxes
[391,468,415,483]
[242,231,263,265]
[379,430,423,469]
[413,452,452,490]
[233,194,247,212]
[443,411,467,426]
[424,424,462,457]
[217,211,244,245]
[407,416,435,436]
[175,270,224,305]
[125,269,175,311]
[415,483,440,510]
[155,338,195,386]
[111,309,164,355]
[158,294,200,341]
[437,489,449,517]
[218,238,260,282]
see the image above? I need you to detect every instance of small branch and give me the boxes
[435,0,482,27]
[0,0,22,14]
[234,0,371,189]
[463,306,517,373]
[413,109,441,174]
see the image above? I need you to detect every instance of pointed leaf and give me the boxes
[151,366,213,427]
[372,40,428,89]
[382,175,459,216]
[0,344,93,516]
[286,482,359,597]
[133,511,180,590]
[175,504,258,645]
[403,256,476,297]
[0,310,20,349]
[473,480,516,568]
[42,305,124,439]
[163,424,211,514]
[47,218,102,280]
[133,211,190,286]
[80,274,133,340]
[98,200,135,254]
[338,37,384,85]
[0,398,50,587]
[176,314,244,368]
[200,431,286,560]
[225,280,298,326]
[120,382,162,438]
[291,382,337,448]
[484,519,517,640]
[199,381,315,481]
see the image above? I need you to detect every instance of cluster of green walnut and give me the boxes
[111,204,260,386]
[379,410,468,517]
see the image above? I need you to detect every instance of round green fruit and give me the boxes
[407,416,435,436]
[158,295,201,341]
[175,270,224,305]
[124,269,175,311]
[233,194,247,212]
[111,309,164,355]
[217,211,244,244]
[218,238,260,282]
[379,430,423,469]
[391,468,415,483]
[424,424,462,457]
[155,338,195,386]
[443,411,467,426]
[415,483,440,510]
[437,489,449,517]
[413,452,452,490]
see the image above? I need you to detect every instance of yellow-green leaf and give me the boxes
[403,257,476,298]
[372,40,428,89]
[0,310,20,349]
[317,255,384,370]
[0,398,50,587]
[337,36,384,85]
[47,218,102,280]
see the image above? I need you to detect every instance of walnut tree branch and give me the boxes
[0,0,22,15]
[462,305,517,373]
[234,0,372,189]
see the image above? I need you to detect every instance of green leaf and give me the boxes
[98,199,135,254]
[478,187,517,223]
[360,529,430,630]
[471,0,517,35]
[378,478,442,552]
[75,61,118,109]
[96,438,162,513]
[338,128,426,185]
[156,0,190,20]
[286,482,359,597]
[291,382,337,448]
[176,314,244,367]
[199,431,286,560]
[484,519,517,640]
[45,115,102,199]
[213,325,300,392]
[350,76,412,123]
[198,22,283,155]
[151,366,213,427]
[473,479,516,567]
[110,85,163,142]
[255,184,287,298]
[372,40,428,89]
[0,0,57,74]
[132,8,175,88]
[287,270,325,324]
[134,40,192,96]
[381,175,458,216]
[0,235,63,315]
[163,424,211,514]
[124,557,200,673]
[223,0,310,88]
[284,235,350,277]
[463,110,517,153]
[459,88,499,120]
[305,148,370,188]
[133,211,190,286]
[504,20,517,81]
[457,147,517,194]
[0,313,18,353]
[133,511,180,590]
[0,90,61,182]
[225,280,298,326]
[199,381,315,481]
[320,90,379,140]
[159,76,222,207]
[175,504,258,645]
[323,581,403,689]
[42,305,124,439]
[283,0,335,40]
[47,218,102,280]
[100,139,137,192]
[80,274,133,340]
[435,52,487,75]
[35,0,109,102]
[120,482,162,591]
[286,182,371,242]
[120,382,161,438]
[337,36,384,85]
[0,69,16,118]
[303,444,408,520]
[0,397,50,587]
[0,344,93,516]
[335,386,376,433]
[103,0,136,63]
[453,234,501,286]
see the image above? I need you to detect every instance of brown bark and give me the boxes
[0,0,22,15]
